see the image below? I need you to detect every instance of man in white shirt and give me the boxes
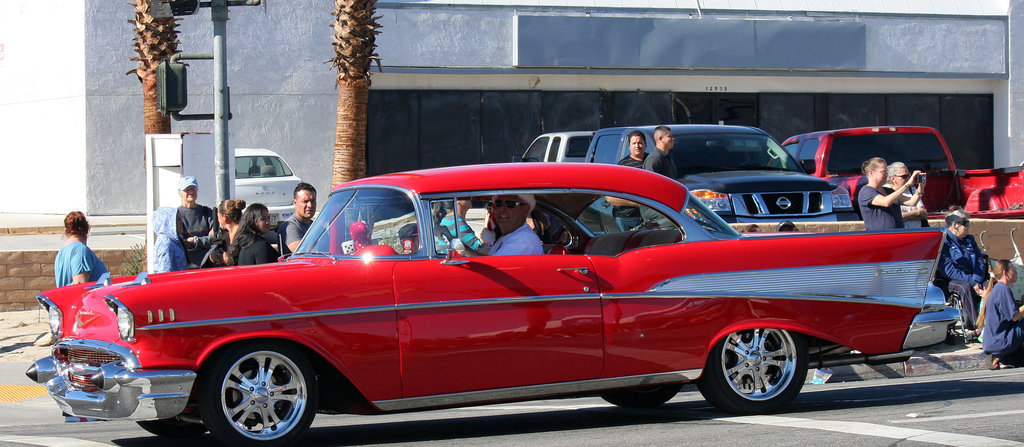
[487,194,544,256]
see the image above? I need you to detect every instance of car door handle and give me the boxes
[556,267,589,275]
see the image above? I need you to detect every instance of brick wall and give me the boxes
[0,249,132,311]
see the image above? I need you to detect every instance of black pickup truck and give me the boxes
[585,124,858,223]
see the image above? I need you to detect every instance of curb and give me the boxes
[818,349,987,384]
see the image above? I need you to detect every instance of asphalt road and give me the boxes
[0,368,1021,446]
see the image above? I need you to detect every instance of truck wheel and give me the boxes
[600,383,683,408]
[697,328,806,415]
[198,342,319,447]
[136,417,207,438]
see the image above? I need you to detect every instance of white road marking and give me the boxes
[0,434,110,446]
[718,415,1024,447]
[889,409,1024,424]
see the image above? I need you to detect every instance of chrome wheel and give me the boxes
[220,351,308,440]
[697,328,807,414]
[719,329,797,401]
[198,342,318,446]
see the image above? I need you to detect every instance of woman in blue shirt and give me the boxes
[978,259,1024,369]
[54,211,108,288]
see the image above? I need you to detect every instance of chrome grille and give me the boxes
[67,348,121,366]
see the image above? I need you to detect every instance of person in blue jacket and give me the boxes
[151,207,187,273]
[978,259,1024,368]
[935,208,987,332]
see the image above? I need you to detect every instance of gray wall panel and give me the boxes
[754,21,865,69]
[517,16,864,70]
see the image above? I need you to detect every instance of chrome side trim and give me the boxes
[649,261,935,309]
[603,292,924,309]
[903,306,960,349]
[139,294,599,331]
[372,369,701,412]
[397,294,598,312]
[138,304,396,331]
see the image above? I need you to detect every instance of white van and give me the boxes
[520,131,594,163]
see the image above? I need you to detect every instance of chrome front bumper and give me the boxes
[25,340,196,420]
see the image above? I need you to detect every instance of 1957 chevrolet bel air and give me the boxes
[27,163,957,446]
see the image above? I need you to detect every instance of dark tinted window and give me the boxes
[591,133,625,164]
[797,138,820,164]
[547,137,561,161]
[566,136,592,157]
[825,133,951,175]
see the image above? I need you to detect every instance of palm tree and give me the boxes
[330,0,380,187]
[128,0,181,135]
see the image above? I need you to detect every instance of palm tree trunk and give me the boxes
[332,78,369,187]
[142,71,171,134]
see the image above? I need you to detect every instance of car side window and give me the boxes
[297,188,418,256]
[578,195,681,234]
[591,134,624,164]
[547,137,561,162]
[566,137,591,157]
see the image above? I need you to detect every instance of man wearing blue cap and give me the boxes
[177,176,218,268]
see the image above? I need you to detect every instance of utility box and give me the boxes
[144,133,235,272]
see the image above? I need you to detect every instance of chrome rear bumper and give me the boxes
[25,340,195,420]
[903,306,959,349]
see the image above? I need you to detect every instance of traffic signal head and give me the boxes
[157,60,188,115]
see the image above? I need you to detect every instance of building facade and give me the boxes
[0,0,1018,214]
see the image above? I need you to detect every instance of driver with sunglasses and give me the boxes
[481,194,544,256]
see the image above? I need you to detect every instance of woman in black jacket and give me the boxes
[228,203,279,265]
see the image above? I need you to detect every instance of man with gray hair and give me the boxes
[486,194,543,256]
[884,161,928,228]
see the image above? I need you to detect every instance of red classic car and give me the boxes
[28,163,957,446]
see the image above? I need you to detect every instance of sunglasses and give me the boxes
[894,174,910,179]
[491,200,524,209]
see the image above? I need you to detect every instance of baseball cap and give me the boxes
[178,176,198,191]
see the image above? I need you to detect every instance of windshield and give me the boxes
[671,133,802,176]
[295,188,418,256]
[826,133,952,175]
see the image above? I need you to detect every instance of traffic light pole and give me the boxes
[212,0,230,206]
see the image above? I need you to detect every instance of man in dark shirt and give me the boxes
[176,176,218,268]
[857,157,921,231]
[642,125,677,179]
[612,130,647,230]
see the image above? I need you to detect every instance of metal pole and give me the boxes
[212,0,230,205]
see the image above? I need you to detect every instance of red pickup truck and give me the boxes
[781,126,1024,219]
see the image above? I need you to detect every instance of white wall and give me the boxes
[0,0,87,214]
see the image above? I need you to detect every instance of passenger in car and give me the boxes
[440,198,484,252]
[460,194,543,256]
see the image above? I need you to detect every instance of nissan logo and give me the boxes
[776,197,792,210]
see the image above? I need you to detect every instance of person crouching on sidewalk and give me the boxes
[977,259,1024,369]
